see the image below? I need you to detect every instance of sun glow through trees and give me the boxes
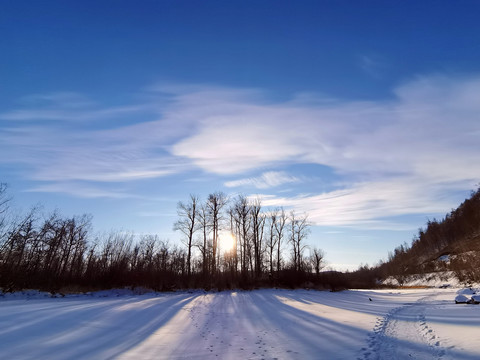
[219,231,236,253]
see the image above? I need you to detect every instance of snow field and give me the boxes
[0,288,479,359]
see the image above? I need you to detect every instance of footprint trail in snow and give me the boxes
[362,296,449,360]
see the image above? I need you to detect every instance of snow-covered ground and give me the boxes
[1,288,479,359]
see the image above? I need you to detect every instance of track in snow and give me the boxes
[361,296,448,360]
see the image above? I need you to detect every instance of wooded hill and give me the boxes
[377,187,480,285]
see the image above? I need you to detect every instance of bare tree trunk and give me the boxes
[173,195,199,279]
[207,192,227,275]
[251,199,263,278]
[267,210,278,276]
[289,211,310,272]
[275,208,286,274]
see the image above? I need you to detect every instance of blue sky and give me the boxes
[1,1,479,270]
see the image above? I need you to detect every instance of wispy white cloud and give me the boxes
[1,75,479,230]
[170,76,480,185]
[20,92,96,108]
[166,75,480,228]
[137,211,177,218]
[1,92,152,123]
[0,92,189,183]
[257,177,466,230]
[25,182,139,199]
[225,171,300,189]
[0,123,186,182]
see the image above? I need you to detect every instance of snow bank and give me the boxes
[381,271,478,288]
[0,287,171,300]
[0,289,54,300]
[456,287,477,295]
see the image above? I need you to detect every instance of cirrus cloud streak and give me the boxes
[1,74,479,229]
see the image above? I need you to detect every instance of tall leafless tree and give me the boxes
[173,194,199,278]
[206,192,228,274]
[310,247,325,276]
[251,198,265,277]
[232,195,251,276]
[266,209,279,276]
[289,211,310,272]
[0,183,11,240]
[196,202,210,276]
[274,207,287,274]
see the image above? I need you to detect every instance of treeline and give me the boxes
[0,185,331,292]
[377,187,480,284]
[0,209,187,292]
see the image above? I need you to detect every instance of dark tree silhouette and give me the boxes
[174,194,199,278]
[206,192,228,275]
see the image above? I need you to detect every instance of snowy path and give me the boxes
[363,295,446,359]
[1,288,479,359]
[362,291,480,360]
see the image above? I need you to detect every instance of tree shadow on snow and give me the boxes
[0,293,200,360]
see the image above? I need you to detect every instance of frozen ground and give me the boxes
[1,288,479,359]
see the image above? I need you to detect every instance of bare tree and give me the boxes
[0,183,10,227]
[196,202,210,276]
[274,208,287,273]
[289,211,310,272]
[232,195,251,276]
[227,208,239,274]
[0,183,12,250]
[266,209,278,276]
[206,192,228,274]
[173,194,199,278]
[250,198,265,278]
[310,247,325,276]
[1,207,39,288]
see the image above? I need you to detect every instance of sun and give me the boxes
[219,231,236,253]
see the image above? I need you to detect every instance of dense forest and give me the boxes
[0,184,331,293]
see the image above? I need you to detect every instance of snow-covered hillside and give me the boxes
[381,271,476,288]
[1,288,479,359]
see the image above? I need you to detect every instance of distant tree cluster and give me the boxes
[173,193,327,289]
[0,185,327,292]
[0,209,187,292]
